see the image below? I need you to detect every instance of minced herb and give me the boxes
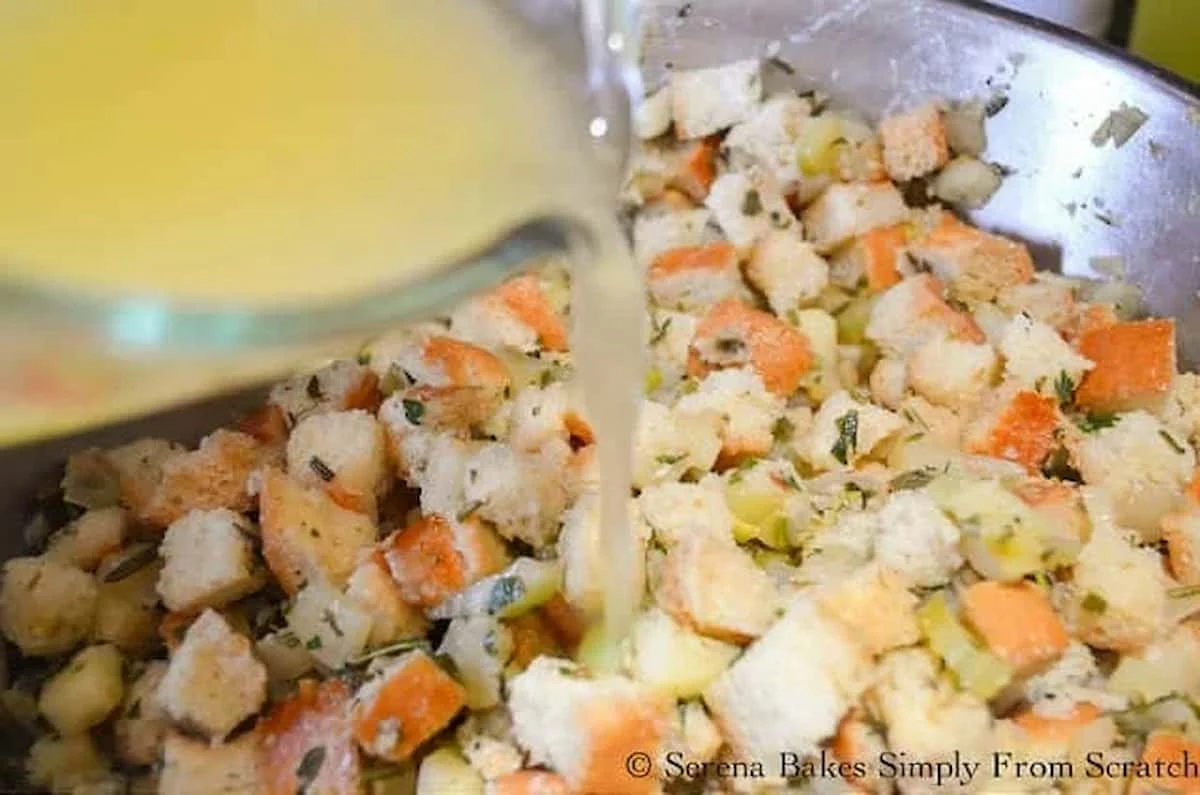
[1040,446,1082,483]
[1076,412,1118,433]
[741,189,763,216]
[309,456,335,483]
[766,56,795,75]
[296,746,326,792]
[402,399,425,426]
[649,316,673,345]
[102,544,158,584]
[1081,592,1108,614]
[305,636,323,651]
[320,608,344,638]
[1160,430,1187,455]
[1168,584,1200,600]
[772,416,796,443]
[1054,370,1076,408]
[890,468,937,492]
[830,410,859,465]
[305,375,323,400]
[487,576,526,615]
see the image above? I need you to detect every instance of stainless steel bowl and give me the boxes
[3,0,1199,553]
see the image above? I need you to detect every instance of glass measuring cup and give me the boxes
[0,0,643,447]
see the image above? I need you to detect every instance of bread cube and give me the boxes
[114,661,170,767]
[816,563,919,656]
[382,514,508,610]
[259,679,362,795]
[286,410,389,517]
[688,299,812,397]
[907,212,1034,303]
[659,535,780,644]
[879,103,950,181]
[159,732,263,795]
[351,650,467,761]
[648,241,746,313]
[744,228,830,316]
[866,274,985,356]
[908,334,997,408]
[963,389,1063,473]
[38,643,124,734]
[961,581,1068,677]
[670,59,763,139]
[157,508,263,613]
[269,359,381,427]
[1075,319,1176,413]
[0,556,97,657]
[345,551,428,647]
[45,506,127,571]
[802,182,908,253]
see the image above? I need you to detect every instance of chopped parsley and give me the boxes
[741,189,763,216]
[1168,584,1200,599]
[305,375,323,400]
[1076,412,1118,433]
[402,399,425,426]
[309,456,335,483]
[1040,446,1082,483]
[765,56,795,75]
[727,457,759,485]
[1081,592,1108,614]
[102,544,158,583]
[1160,430,1187,455]
[1053,370,1076,408]
[772,416,796,444]
[305,635,324,651]
[830,410,859,466]
[890,468,937,492]
[487,576,526,615]
[296,746,326,791]
[655,453,686,467]
[320,608,344,638]
[649,316,673,345]
[715,337,746,355]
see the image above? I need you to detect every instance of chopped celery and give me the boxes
[437,616,512,709]
[917,592,1013,700]
[427,558,560,621]
[576,624,625,675]
[927,475,1050,581]
[791,309,840,401]
[836,296,877,345]
[797,117,845,176]
[644,367,664,395]
[726,466,795,550]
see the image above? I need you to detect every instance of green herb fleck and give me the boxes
[1169,584,1200,600]
[402,399,425,426]
[346,639,431,667]
[741,189,763,216]
[1081,592,1108,614]
[320,609,344,638]
[649,317,673,346]
[766,56,795,75]
[772,416,796,444]
[715,337,746,355]
[1054,370,1076,408]
[655,453,686,467]
[487,576,526,615]
[305,375,323,401]
[309,456,335,483]
[296,746,326,791]
[305,635,324,651]
[1160,430,1187,455]
[728,457,759,485]
[890,468,937,492]
[831,410,859,465]
[102,544,158,584]
[1040,446,1082,483]
[1076,412,1118,433]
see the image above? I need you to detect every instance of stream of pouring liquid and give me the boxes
[0,0,647,639]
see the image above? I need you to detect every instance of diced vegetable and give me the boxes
[791,309,840,401]
[437,616,513,709]
[38,644,124,734]
[427,558,560,621]
[917,592,1013,700]
[797,116,845,176]
[416,747,484,795]
[255,630,316,683]
[630,608,739,698]
[836,296,876,345]
[286,580,373,669]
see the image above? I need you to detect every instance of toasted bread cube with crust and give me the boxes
[802,182,909,253]
[908,334,997,408]
[961,581,1068,677]
[346,551,429,646]
[1069,525,1169,652]
[874,491,963,588]
[879,103,950,181]
[0,556,97,657]
[45,507,127,571]
[804,390,904,471]
[999,314,1095,394]
[631,400,723,489]
[105,438,185,521]
[676,368,784,466]
[997,274,1078,331]
[907,212,1034,303]
[688,299,812,397]
[269,359,380,427]
[382,514,508,610]
[705,170,797,252]
[632,207,715,267]
[866,274,985,356]
[158,610,267,740]
[964,389,1062,473]
[1163,509,1200,586]
[351,650,467,762]
[724,93,813,185]
[670,59,762,140]
[745,228,830,315]
[659,535,780,644]
[157,508,264,613]
[25,734,111,793]
[141,429,279,528]
[704,598,871,762]
[1074,319,1176,413]
[259,467,377,595]
[38,643,124,735]
[817,563,920,656]
[450,276,568,354]
[259,679,362,795]
[1077,411,1194,538]
[1129,732,1200,795]
[648,241,747,312]
[286,409,389,516]
[460,440,574,548]
[160,732,263,795]
[488,770,571,795]
[1012,478,1089,547]
[834,224,908,292]
[635,478,734,548]
[508,657,671,794]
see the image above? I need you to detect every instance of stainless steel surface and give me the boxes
[4,0,1200,538]
[643,0,1200,366]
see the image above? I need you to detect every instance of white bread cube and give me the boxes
[633,207,715,268]
[461,440,572,548]
[908,213,1035,303]
[1021,640,1126,719]
[345,553,428,648]
[105,437,185,520]
[1156,373,1200,445]
[703,598,871,762]
[676,368,784,464]
[996,273,1078,331]
[157,609,267,740]
[45,507,127,571]
[1163,508,1200,586]
[816,563,920,656]
[38,643,124,735]
[1068,523,1169,652]
[557,492,645,616]
[259,467,377,595]
[115,661,170,767]
[1077,411,1194,539]
[870,356,909,409]
[509,382,570,453]
[879,103,950,182]
[0,556,97,657]
[635,85,673,139]
[804,390,904,471]
[456,716,522,781]
[659,535,780,644]
[723,93,812,185]
[670,59,763,140]
[999,314,1095,395]
[648,309,700,387]
[92,554,161,657]
[874,491,963,588]
[508,657,671,794]
[286,579,373,670]
[908,334,997,408]
[159,732,263,795]
[157,508,264,613]
[631,607,740,699]
[632,400,723,489]
[802,182,908,253]
[744,228,830,315]
[286,409,389,517]
[705,171,798,253]
[269,359,378,427]
[634,477,734,548]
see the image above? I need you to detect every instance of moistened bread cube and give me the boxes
[114,661,170,767]
[259,467,377,595]
[158,609,268,740]
[647,241,746,313]
[269,359,381,427]
[157,508,264,613]
[908,211,1035,304]
[508,657,671,794]
[874,491,963,588]
[804,390,904,471]
[963,389,1062,473]
[38,643,124,735]
[659,535,780,644]
[631,606,740,699]
[1163,509,1200,585]
[105,437,185,519]
[160,732,263,795]
[259,679,362,795]
[93,553,162,656]
[688,299,813,397]
[704,598,871,762]
[744,228,830,316]
[816,563,920,657]
[634,84,672,139]
[0,556,98,657]
[669,59,762,140]
[1070,525,1169,652]
[998,314,1095,394]
[632,207,715,268]
[382,514,509,609]
[1074,318,1177,413]
[907,334,997,408]
[879,103,950,182]
[44,506,127,571]
[286,579,374,670]
[704,170,797,252]
[351,650,467,762]
[346,551,429,647]
[802,182,908,253]
[866,274,985,357]
[286,409,389,517]
[960,581,1068,677]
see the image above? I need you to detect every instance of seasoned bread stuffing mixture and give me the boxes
[6,59,1200,794]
